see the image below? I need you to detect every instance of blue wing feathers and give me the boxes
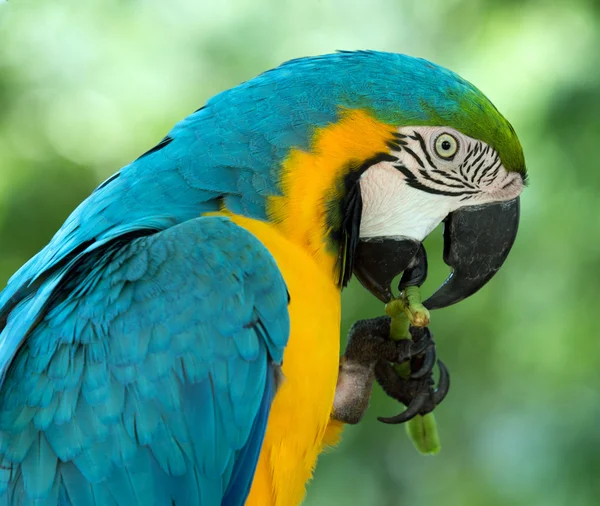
[0,216,289,505]
[222,364,275,506]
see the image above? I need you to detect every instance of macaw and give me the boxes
[0,51,525,506]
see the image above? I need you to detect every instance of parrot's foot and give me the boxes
[376,327,450,425]
[343,316,435,368]
[331,317,435,425]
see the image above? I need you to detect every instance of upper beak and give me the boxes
[353,197,520,308]
[423,197,520,309]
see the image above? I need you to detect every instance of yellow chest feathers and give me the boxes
[227,215,343,506]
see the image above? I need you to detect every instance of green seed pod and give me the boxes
[385,288,441,455]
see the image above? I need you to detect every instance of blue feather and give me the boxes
[222,364,275,506]
[20,434,57,499]
[0,217,289,505]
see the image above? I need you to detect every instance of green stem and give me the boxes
[384,288,441,456]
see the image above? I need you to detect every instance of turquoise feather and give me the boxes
[0,217,288,504]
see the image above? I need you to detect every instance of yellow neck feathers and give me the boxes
[266,108,396,284]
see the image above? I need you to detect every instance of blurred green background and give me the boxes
[1,0,599,505]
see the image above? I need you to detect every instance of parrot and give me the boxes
[0,50,525,506]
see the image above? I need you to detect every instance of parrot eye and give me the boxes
[434,133,459,160]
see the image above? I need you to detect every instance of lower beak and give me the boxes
[353,237,421,302]
[353,197,520,308]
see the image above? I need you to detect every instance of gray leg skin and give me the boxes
[331,317,436,424]
[332,359,375,425]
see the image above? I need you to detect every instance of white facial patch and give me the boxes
[358,126,524,242]
[359,162,456,241]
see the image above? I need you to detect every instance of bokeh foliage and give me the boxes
[1,1,599,505]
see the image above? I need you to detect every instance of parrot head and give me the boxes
[256,51,525,309]
[176,50,526,309]
[351,122,523,309]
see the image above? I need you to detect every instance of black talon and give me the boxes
[432,360,450,405]
[403,334,433,360]
[409,325,431,342]
[406,325,436,378]
[378,392,428,424]
[375,357,451,425]
[410,347,436,379]
[398,243,428,290]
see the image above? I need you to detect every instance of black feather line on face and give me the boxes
[386,140,404,151]
[402,146,426,168]
[418,169,472,189]
[470,151,490,182]
[394,163,479,197]
[339,183,363,287]
[409,132,438,170]
[431,168,477,189]
[467,145,487,173]
[476,156,501,185]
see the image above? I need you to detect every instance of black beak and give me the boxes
[423,197,520,310]
[352,197,520,308]
[353,237,421,302]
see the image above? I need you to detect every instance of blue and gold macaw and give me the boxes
[0,51,525,505]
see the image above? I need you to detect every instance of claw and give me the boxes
[432,360,450,405]
[410,347,436,379]
[409,325,432,343]
[375,358,451,425]
[378,392,428,424]
[398,243,428,290]
[402,335,432,360]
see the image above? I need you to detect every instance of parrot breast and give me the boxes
[225,214,342,506]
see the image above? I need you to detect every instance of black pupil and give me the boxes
[441,140,451,150]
